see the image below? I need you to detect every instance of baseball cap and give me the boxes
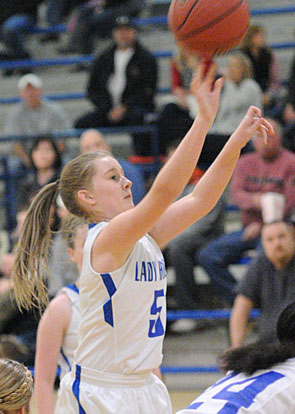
[17,74,43,91]
[114,16,136,30]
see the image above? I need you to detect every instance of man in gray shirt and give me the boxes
[230,220,295,346]
[4,73,70,169]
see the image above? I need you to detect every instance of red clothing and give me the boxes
[230,149,295,226]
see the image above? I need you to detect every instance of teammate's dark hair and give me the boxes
[219,301,295,375]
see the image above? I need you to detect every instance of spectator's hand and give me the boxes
[108,106,127,122]
[190,59,223,126]
[251,193,261,209]
[242,222,261,241]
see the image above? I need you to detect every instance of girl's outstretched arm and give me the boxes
[150,106,274,247]
[92,61,223,268]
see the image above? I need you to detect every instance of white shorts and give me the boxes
[55,365,172,414]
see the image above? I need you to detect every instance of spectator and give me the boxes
[198,118,295,305]
[230,220,295,347]
[177,301,295,414]
[74,16,158,156]
[79,129,146,204]
[4,74,70,171]
[240,25,280,113]
[17,135,62,210]
[0,0,43,65]
[197,52,262,168]
[158,52,262,163]
[59,0,146,55]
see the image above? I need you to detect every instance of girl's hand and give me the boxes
[230,106,274,150]
[190,59,223,126]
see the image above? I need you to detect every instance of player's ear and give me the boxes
[77,189,96,207]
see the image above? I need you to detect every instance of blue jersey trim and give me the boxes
[60,347,72,372]
[72,365,86,414]
[88,223,97,229]
[66,283,79,294]
[101,273,117,327]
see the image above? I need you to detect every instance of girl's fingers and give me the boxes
[247,105,262,119]
[203,61,217,86]
[260,118,275,136]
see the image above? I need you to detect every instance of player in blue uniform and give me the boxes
[12,60,273,413]
[177,300,295,414]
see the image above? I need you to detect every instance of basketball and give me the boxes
[168,0,250,58]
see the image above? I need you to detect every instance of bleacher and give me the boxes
[0,0,292,389]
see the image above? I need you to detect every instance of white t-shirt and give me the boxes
[177,358,295,414]
[108,48,134,106]
[74,222,167,375]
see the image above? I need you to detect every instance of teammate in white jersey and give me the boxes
[12,60,273,414]
[177,300,295,414]
[34,215,88,414]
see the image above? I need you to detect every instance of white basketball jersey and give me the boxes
[177,358,295,414]
[74,222,167,375]
[57,284,80,380]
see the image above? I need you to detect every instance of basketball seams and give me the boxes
[176,0,248,40]
[175,0,201,31]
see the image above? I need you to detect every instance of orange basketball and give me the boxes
[168,0,250,58]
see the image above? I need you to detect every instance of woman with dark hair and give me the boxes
[177,301,295,413]
[17,135,62,209]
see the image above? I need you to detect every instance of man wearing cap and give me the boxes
[74,16,158,155]
[4,73,70,168]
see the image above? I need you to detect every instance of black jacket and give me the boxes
[87,42,158,114]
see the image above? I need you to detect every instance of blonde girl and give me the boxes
[0,358,33,414]
[12,61,273,414]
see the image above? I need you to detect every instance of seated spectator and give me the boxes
[74,16,158,156]
[230,220,295,347]
[158,52,262,164]
[0,0,43,66]
[4,74,70,172]
[17,135,62,210]
[197,52,262,168]
[240,24,280,113]
[177,301,295,414]
[79,129,146,204]
[59,0,146,56]
[198,118,295,305]
[0,359,33,413]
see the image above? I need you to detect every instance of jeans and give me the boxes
[1,14,36,59]
[198,229,260,304]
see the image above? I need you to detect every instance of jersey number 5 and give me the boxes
[148,289,165,338]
